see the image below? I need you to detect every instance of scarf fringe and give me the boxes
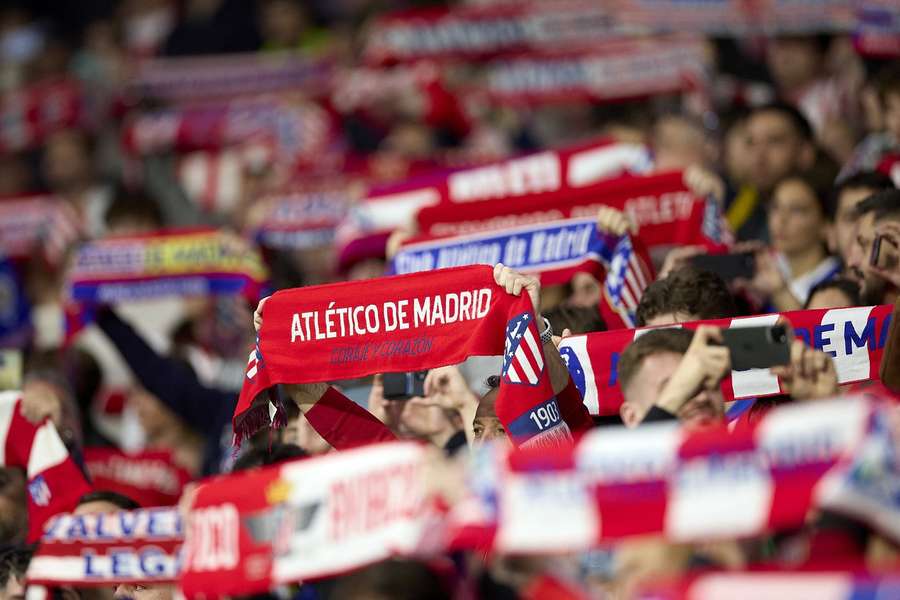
[232,388,286,448]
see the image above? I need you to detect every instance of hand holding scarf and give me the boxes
[236,265,572,449]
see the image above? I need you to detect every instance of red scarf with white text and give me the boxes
[415,171,730,255]
[236,265,570,448]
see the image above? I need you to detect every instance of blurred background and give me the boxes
[0,0,897,475]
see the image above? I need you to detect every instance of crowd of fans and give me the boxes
[0,0,899,599]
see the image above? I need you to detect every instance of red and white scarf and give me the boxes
[83,448,193,508]
[559,305,894,416]
[0,195,82,266]
[393,218,654,328]
[480,37,709,105]
[363,2,622,64]
[179,397,897,594]
[455,395,899,553]
[416,170,729,255]
[236,265,568,448]
[180,441,433,596]
[27,508,182,586]
[127,51,335,104]
[0,79,84,153]
[251,188,351,250]
[0,392,92,542]
[333,137,653,269]
[122,98,334,170]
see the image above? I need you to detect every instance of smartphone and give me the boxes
[382,371,427,400]
[689,252,755,281]
[720,325,791,371]
[870,234,898,271]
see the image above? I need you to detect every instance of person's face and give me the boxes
[568,272,602,308]
[642,311,698,327]
[113,584,174,600]
[806,287,854,309]
[652,116,710,171]
[884,92,900,141]
[42,130,93,193]
[833,187,876,261]
[472,389,511,447]
[621,352,724,429]
[845,211,887,303]
[724,120,751,184]
[766,37,821,92]
[260,0,305,46]
[768,178,827,256]
[0,467,27,544]
[745,112,809,192]
[74,500,125,516]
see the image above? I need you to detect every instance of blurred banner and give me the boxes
[181,441,433,596]
[560,304,893,415]
[480,37,709,105]
[66,229,268,304]
[0,196,82,265]
[637,572,900,600]
[458,396,898,553]
[27,508,182,586]
[127,51,335,104]
[84,448,193,508]
[0,80,84,152]
[415,171,728,254]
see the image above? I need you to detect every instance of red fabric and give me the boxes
[1,394,92,542]
[560,304,893,416]
[416,171,729,255]
[236,265,570,449]
[304,386,396,450]
[83,447,192,507]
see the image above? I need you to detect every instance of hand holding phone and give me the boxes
[720,325,792,371]
[383,371,427,400]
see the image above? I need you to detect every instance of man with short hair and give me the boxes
[728,102,819,241]
[829,171,895,263]
[617,327,728,429]
[635,267,738,327]
[617,326,838,429]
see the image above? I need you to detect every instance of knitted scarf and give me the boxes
[234,265,570,448]
[26,508,182,586]
[0,392,91,542]
[559,305,894,416]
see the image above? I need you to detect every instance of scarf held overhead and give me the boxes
[415,171,729,255]
[560,305,893,416]
[66,229,267,305]
[0,392,92,542]
[336,138,653,266]
[237,265,569,448]
[26,508,182,587]
[392,218,654,328]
